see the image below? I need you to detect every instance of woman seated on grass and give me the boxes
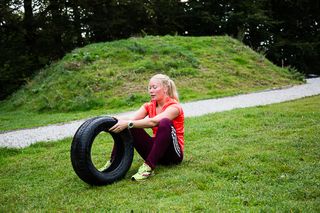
[107,74,184,181]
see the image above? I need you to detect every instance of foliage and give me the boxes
[266,0,320,74]
[0,0,319,99]
[0,95,319,211]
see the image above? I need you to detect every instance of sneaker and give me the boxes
[98,160,112,172]
[131,163,154,181]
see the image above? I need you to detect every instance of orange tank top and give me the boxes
[143,98,185,152]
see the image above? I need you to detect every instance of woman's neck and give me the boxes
[157,96,170,108]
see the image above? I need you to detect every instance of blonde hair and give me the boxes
[150,74,179,101]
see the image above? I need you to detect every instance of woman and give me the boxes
[108,74,184,181]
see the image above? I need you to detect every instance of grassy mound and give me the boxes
[0,35,303,130]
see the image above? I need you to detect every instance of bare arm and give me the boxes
[132,105,148,120]
[109,106,179,133]
[132,106,179,128]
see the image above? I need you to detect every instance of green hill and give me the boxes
[0,35,303,131]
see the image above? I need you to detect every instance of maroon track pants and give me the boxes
[130,118,183,169]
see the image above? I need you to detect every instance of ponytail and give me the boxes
[168,79,179,102]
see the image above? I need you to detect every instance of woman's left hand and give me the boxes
[109,119,128,133]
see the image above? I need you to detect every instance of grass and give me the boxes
[1,95,319,211]
[0,35,304,131]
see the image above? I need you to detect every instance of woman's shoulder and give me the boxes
[170,103,183,113]
[166,98,181,106]
[164,99,184,114]
[143,100,156,110]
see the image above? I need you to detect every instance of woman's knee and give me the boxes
[158,118,172,128]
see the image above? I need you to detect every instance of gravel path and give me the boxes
[1,78,320,148]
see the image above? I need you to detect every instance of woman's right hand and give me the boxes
[109,119,128,133]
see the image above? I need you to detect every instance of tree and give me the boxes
[143,0,185,35]
[0,0,31,99]
[181,0,227,36]
[267,0,320,75]
[1,0,319,100]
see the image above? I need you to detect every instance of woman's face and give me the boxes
[148,79,167,101]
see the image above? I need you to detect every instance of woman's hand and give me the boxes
[109,119,128,133]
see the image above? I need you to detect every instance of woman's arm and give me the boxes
[132,105,148,120]
[132,106,179,128]
[109,106,179,133]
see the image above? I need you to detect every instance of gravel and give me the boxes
[1,78,319,148]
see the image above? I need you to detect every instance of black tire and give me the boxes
[70,116,134,185]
